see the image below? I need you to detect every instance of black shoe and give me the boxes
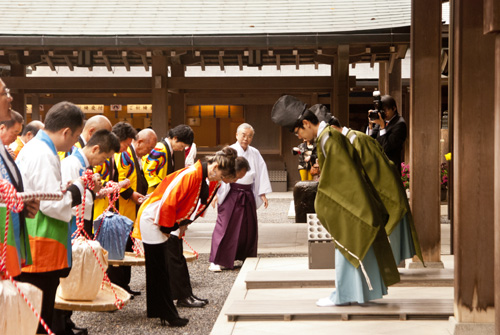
[126,288,141,296]
[176,295,207,308]
[70,327,88,335]
[192,295,209,304]
[161,317,189,327]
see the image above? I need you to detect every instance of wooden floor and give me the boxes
[226,298,454,322]
[245,268,454,289]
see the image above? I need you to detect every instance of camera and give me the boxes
[368,91,385,121]
[292,147,305,156]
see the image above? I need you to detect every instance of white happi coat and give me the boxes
[61,148,94,221]
[217,141,272,208]
[16,130,83,223]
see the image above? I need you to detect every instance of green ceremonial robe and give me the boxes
[314,126,400,287]
[344,128,423,263]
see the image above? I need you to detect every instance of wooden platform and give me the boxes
[107,250,196,267]
[245,268,454,289]
[226,299,454,322]
[108,252,145,267]
[55,283,131,312]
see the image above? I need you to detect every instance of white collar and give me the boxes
[316,121,327,139]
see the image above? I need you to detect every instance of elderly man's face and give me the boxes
[236,128,254,151]
[136,138,156,157]
[0,122,22,145]
[0,81,13,122]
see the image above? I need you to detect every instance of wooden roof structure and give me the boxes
[0,0,415,73]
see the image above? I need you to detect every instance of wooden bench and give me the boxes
[226,298,454,322]
[245,268,454,289]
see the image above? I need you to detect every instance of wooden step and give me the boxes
[245,268,454,289]
[226,298,454,322]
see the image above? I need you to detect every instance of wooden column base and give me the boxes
[448,317,494,335]
[407,260,444,269]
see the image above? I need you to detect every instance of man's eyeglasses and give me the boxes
[1,88,11,98]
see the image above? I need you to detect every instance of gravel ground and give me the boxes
[71,195,299,334]
[195,197,296,224]
[71,254,242,335]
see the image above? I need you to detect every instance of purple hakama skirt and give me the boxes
[209,183,258,268]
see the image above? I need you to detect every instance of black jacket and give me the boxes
[369,114,407,172]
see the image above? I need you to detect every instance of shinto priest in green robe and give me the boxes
[315,123,400,304]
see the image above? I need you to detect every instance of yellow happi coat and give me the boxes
[116,145,146,222]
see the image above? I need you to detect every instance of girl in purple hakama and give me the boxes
[209,123,272,271]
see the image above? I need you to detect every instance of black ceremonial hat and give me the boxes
[309,104,332,123]
[271,95,308,131]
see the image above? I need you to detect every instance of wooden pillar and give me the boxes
[450,0,496,332]
[388,59,402,117]
[171,64,186,171]
[151,55,169,139]
[484,0,500,332]
[494,34,500,335]
[10,64,26,118]
[409,0,442,267]
[378,61,389,95]
[332,44,349,127]
[31,94,40,121]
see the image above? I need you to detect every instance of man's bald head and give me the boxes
[21,120,44,143]
[81,115,112,142]
[134,128,158,157]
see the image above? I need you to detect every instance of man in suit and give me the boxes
[367,95,407,173]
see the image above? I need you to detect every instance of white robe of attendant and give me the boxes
[61,148,93,221]
[16,131,83,223]
[217,141,272,207]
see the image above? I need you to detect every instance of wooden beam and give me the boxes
[102,55,112,71]
[168,76,333,90]
[276,54,281,70]
[122,55,130,72]
[484,0,500,33]
[397,44,409,59]
[388,53,397,74]
[237,54,243,71]
[200,55,206,71]
[140,54,149,71]
[3,77,152,91]
[370,54,376,68]
[63,56,74,71]
[42,55,56,71]
[9,52,21,65]
[219,51,225,71]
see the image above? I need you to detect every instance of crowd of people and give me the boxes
[0,77,273,334]
[0,73,419,334]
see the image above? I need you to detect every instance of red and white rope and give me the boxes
[0,179,55,335]
[70,170,125,309]
[182,237,199,260]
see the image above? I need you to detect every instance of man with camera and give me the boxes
[293,140,317,181]
[367,94,407,173]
